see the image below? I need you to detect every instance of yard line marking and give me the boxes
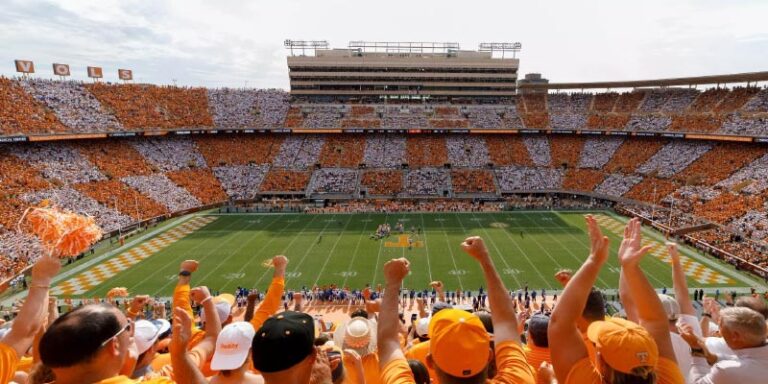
[455,212,522,288]
[52,216,217,296]
[523,213,610,288]
[435,213,464,291]
[148,215,280,296]
[235,214,321,289]
[519,212,613,288]
[488,212,552,289]
[370,213,389,286]
[313,215,356,286]
[342,212,374,288]
[287,215,341,286]
[419,213,434,284]
[201,216,300,292]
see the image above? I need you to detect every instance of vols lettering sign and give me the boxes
[52,63,71,76]
[14,60,35,73]
[87,66,103,79]
[118,69,133,80]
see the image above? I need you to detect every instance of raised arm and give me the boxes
[618,218,676,362]
[191,286,221,339]
[170,308,209,384]
[126,295,150,320]
[249,255,287,330]
[460,236,520,344]
[187,286,220,367]
[173,260,199,331]
[378,258,411,369]
[668,242,695,316]
[619,265,640,323]
[244,290,258,322]
[3,255,61,358]
[549,215,609,383]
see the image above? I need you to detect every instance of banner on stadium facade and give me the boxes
[87,66,103,78]
[52,63,71,76]
[118,69,133,80]
[0,136,28,143]
[14,60,34,73]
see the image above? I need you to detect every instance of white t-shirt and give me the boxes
[705,337,737,361]
[671,332,694,383]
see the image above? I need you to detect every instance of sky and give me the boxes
[1,0,766,89]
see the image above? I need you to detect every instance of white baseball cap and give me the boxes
[200,301,232,324]
[211,322,256,370]
[134,320,161,354]
[415,317,430,338]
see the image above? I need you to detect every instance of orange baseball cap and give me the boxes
[429,309,491,378]
[586,317,659,374]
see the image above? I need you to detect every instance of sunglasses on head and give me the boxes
[100,318,134,348]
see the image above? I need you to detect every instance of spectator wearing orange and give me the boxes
[549,216,684,384]
[378,235,535,384]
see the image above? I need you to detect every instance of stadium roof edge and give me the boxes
[517,71,768,90]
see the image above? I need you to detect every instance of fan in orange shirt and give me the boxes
[377,235,536,384]
[548,216,684,384]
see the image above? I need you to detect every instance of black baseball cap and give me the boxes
[252,311,315,372]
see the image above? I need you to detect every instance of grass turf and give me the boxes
[66,210,763,298]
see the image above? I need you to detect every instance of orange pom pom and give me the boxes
[20,205,103,258]
[106,287,129,299]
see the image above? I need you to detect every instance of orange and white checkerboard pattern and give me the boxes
[592,214,733,285]
[52,216,217,296]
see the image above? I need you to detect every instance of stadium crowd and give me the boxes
[1,131,768,291]
[4,78,768,135]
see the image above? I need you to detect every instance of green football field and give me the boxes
[49,211,765,299]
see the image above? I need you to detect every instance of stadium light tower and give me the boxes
[284,39,330,56]
[478,42,522,58]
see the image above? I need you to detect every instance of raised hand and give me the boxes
[430,280,444,294]
[460,236,490,262]
[31,255,61,286]
[383,258,410,285]
[272,255,288,268]
[129,295,150,315]
[365,298,381,314]
[190,286,211,304]
[554,269,573,287]
[666,242,680,264]
[171,307,193,352]
[180,260,199,273]
[309,347,332,384]
[585,215,609,265]
[537,362,556,384]
[618,218,653,267]
[678,323,703,349]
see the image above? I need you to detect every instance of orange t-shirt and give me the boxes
[564,357,684,384]
[523,344,551,378]
[404,341,438,384]
[381,341,535,384]
[0,342,18,384]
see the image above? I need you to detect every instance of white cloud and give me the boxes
[0,0,766,88]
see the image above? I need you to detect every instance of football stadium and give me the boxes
[1,2,768,383]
